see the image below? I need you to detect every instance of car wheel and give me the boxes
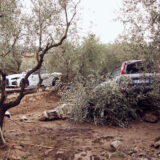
[20,78,29,88]
[52,77,59,86]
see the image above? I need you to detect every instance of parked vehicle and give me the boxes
[94,60,160,93]
[6,69,62,88]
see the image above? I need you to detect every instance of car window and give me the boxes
[126,62,159,74]
[110,67,121,78]
[126,63,144,74]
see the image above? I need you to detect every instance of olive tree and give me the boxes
[0,0,23,74]
[0,0,80,144]
[119,0,160,60]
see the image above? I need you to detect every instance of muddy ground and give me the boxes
[0,90,160,160]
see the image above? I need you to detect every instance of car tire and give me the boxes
[52,77,59,86]
[20,78,29,88]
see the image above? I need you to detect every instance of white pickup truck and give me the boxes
[6,69,62,88]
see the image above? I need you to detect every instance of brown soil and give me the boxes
[0,90,160,160]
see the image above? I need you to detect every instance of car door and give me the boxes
[28,70,39,86]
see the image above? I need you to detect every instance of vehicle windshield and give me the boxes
[110,67,121,78]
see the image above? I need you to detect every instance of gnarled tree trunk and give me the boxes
[0,107,5,144]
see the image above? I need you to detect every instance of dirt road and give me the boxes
[0,91,160,160]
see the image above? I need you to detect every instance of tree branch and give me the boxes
[0,70,6,107]
[1,29,21,58]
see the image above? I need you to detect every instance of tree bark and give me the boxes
[0,108,5,144]
[0,108,5,129]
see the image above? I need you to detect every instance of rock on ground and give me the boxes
[151,136,160,149]
[39,103,73,121]
[110,140,122,152]
[142,113,159,123]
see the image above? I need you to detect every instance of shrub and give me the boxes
[70,78,160,127]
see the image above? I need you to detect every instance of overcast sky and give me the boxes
[23,0,123,44]
[80,0,123,43]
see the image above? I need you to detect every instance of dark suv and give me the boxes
[94,60,160,93]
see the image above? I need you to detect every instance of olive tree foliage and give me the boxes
[0,0,22,74]
[46,34,111,81]
[77,34,107,77]
[46,41,78,81]
[46,34,130,81]
[118,0,160,61]
[0,0,80,144]
[106,41,151,63]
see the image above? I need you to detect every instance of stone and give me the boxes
[110,140,122,152]
[29,97,35,101]
[157,152,160,157]
[151,136,160,149]
[137,158,149,160]
[110,152,127,159]
[45,87,51,91]
[38,88,45,92]
[8,150,27,160]
[142,113,159,123]
[8,155,21,160]
[154,141,160,149]
[45,149,53,156]
[19,115,27,122]
[13,145,23,150]
[39,104,73,121]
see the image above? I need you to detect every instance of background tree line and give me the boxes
[44,34,157,82]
